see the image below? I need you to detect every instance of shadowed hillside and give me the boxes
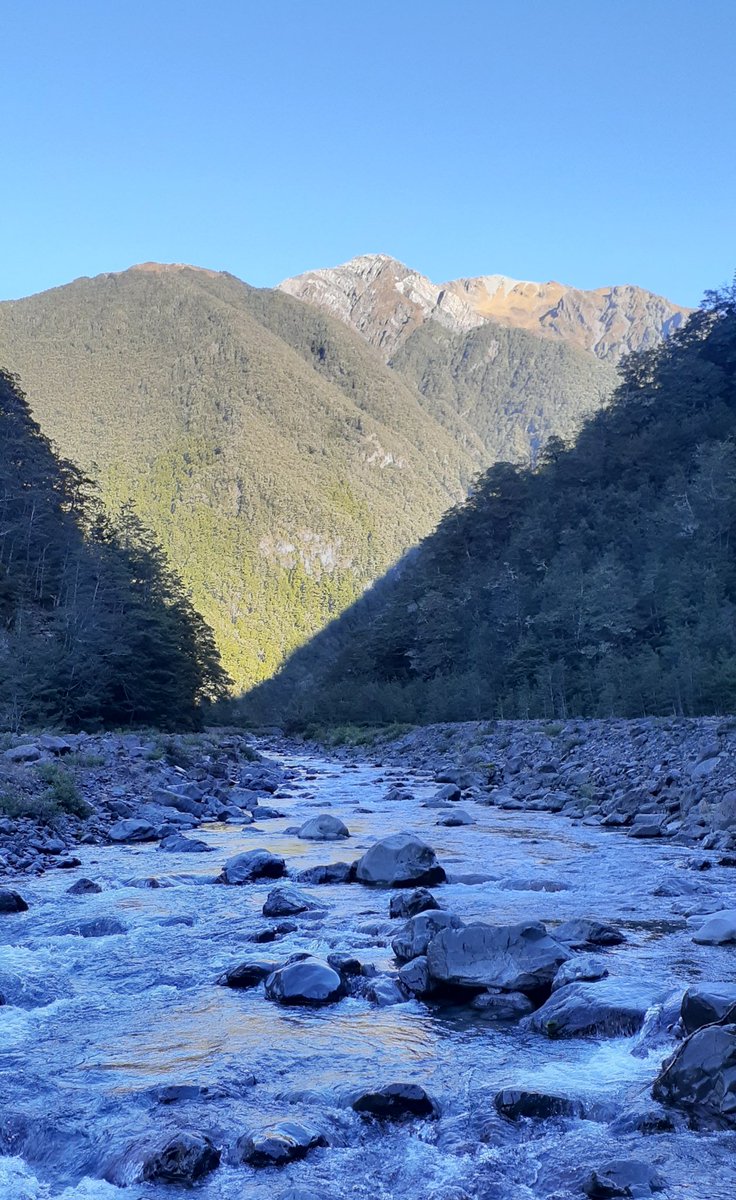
[241,284,736,725]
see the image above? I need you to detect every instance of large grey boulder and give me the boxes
[355,833,445,888]
[297,814,349,840]
[681,983,736,1034]
[108,819,158,843]
[142,1132,220,1184]
[264,957,344,1006]
[4,744,41,763]
[426,921,569,994]
[528,978,656,1038]
[652,1023,736,1127]
[391,910,464,963]
[218,849,286,884]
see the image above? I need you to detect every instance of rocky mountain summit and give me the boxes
[280,253,690,362]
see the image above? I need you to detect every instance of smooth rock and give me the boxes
[108,819,157,843]
[295,862,355,885]
[552,954,609,991]
[652,1023,736,1126]
[0,889,28,913]
[398,955,433,997]
[235,1121,327,1167]
[554,918,625,948]
[389,888,440,919]
[355,832,445,888]
[692,909,736,944]
[262,886,321,917]
[681,983,736,1033]
[218,849,286,884]
[66,878,102,896]
[528,979,656,1038]
[216,959,278,988]
[264,957,344,1006]
[297,813,349,840]
[159,833,212,853]
[352,1083,439,1121]
[470,989,534,1021]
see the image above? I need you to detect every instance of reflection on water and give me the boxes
[0,749,734,1197]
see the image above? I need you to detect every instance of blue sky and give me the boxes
[2,0,734,305]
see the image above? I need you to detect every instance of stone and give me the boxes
[364,976,408,1006]
[494,1089,583,1121]
[142,1132,220,1184]
[583,1158,665,1198]
[692,909,736,943]
[264,957,344,1006]
[37,734,73,755]
[681,983,736,1033]
[391,910,464,963]
[297,813,350,840]
[433,784,462,802]
[248,921,297,943]
[426,921,569,995]
[77,917,126,938]
[159,833,212,853]
[0,889,28,913]
[262,886,321,917]
[4,744,41,763]
[355,832,445,888]
[528,979,656,1038]
[652,1023,736,1126]
[351,1083,439,1121]
[436,809,474,827]
[66,878,102,895]
[470,989,534,1021]
[552,954,609,991]
[108,819,157,843]
[553,918,625,948]
[218,849,286,884]
[296,862,355,885]
[327,952,366,976]
[389,888,440,919]
[398,955,433,997]
[628,815,666,838]
[216,959,278,988]
[235,1121,327,1167]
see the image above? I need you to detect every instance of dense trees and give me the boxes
[0,370,230,730]
[245,283,736,724]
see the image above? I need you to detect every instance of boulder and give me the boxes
[681,983,736,1034]
[392,910,464,963]
[66,878,102,896]
[355,833,445,888]
[364,976,409,1006]
[262,886,321,917]
[426,921,569,995]
[235,1121,327,1167]
[494,1089,584,1121]
[4,744,40,763]
[389,888,440,919]
[295,862,355,885]
[436,809,474,827]
[38,735,73,755]
[297,814,350,840]
[264,957,344,1006]
[528,979,655,1038]
[692,909,736,944]
[159,833,212,853]
[142,1132,220,1184]
[218,849,286,884]
[554,918,625,948]
[552,954,609,991]
[351,1083,439,1121]
[470,989,534,1021]
[0,889,28,913]
[652,1023,736,1126]
[152,788,204,817]
[583,1158,665,1198]
[108,819,158,843]
[216,958,278,988]
[433,784,462,802]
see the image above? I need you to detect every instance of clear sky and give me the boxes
[2,0,734,305]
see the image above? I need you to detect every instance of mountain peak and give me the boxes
[280,256,691,362]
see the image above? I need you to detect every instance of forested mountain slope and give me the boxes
[0,265,478,687]
[0,371,228,730]
[244,287,736,725]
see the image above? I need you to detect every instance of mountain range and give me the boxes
[0,255,689,691]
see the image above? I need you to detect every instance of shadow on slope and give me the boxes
[237,284,736,725]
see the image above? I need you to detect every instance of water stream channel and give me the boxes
[0,748,734,1199]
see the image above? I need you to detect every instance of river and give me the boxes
[0,748,734,1199]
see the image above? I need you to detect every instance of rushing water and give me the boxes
[0,749,735,1199]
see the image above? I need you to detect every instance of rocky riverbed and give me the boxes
[0,723,734,1197]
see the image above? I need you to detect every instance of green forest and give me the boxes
[0,370,230,731]
[244,283,736,725]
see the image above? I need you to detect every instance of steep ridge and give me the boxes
[0,265,478,688]
[243,288,736,724]
[280,253,690,363]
